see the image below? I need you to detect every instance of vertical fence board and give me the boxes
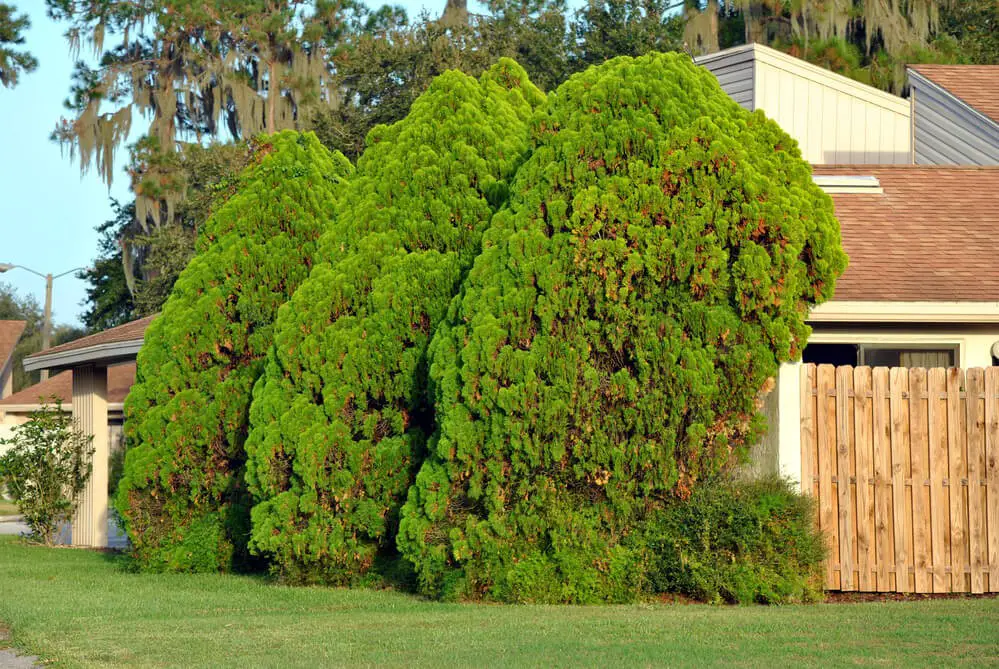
[836,366,855,590]
[889,368,911,592]
[986,368,999,593]
[854,367,875,591]
[801,364,817,506]
[948,368,968,592]
[966,368,986,594]
[909,368,932,593]
[872,367,893,592]
[802,364,997,594]
[817,365,838,590]
[928,368,950,593]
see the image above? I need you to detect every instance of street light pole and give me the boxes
[41,273,53,380]
[0,263,88,381]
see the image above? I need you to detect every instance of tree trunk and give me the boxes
[440,0,469,27]
[267,59,278,134]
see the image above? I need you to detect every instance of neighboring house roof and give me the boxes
[909,65,999,125]
[0,362,137,410]
[813,165,999,303]
[0,320,26,369]
[23,315,155,373]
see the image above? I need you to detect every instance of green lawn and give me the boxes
[0,537,997,668]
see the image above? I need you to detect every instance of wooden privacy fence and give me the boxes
[800,364,999,593]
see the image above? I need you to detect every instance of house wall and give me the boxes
[909,71,999,166]
[696,46,755,110]
[754,50,911,165]
[698,44,912,165]
[0,407,125,458]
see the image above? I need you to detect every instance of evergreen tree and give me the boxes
[0,3,35,88]
[397,52,846,603]
[244,60,544,584]
[116,131,353,572]
[570,0,684,72]
[942,0,999,65]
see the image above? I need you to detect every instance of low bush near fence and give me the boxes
[638,476,826,604]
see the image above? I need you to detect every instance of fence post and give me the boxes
[778,360,803,491]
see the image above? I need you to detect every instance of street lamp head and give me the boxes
[0,263,13,273]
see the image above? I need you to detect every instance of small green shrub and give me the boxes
[0,401,93,546]
[637,476,825,604]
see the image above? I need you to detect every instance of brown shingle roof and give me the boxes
[814,165,999,302]
[27,315,155,360]
[910,65,999,125]
[0,362,136,408]
[0,321,26,368]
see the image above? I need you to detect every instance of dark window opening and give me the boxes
[863,348,955,368]
[803,343,858,366]
[802,343,958,368]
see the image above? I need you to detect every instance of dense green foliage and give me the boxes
[638,477,825,604]
[0,3,35,88]
[398,52,846,603]
[116,131,352,572]
[0,402,93,546]
[244,60,544,584]
[942,0,999,65]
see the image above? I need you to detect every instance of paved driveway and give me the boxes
[0,518,27,537]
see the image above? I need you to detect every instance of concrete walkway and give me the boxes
[0,627,37,669]
[0,650,39,669]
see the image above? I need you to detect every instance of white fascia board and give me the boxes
[809,301,999,323]
[23,340,144,373]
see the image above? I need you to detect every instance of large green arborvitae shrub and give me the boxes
[117,132,353,572]
[244,60,544,584]
[398,52,846,603]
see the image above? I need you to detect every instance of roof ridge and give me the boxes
[26,314,155,360]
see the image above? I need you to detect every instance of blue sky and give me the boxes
[0,0,488,327]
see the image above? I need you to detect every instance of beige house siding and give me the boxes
[699,43,912,165]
